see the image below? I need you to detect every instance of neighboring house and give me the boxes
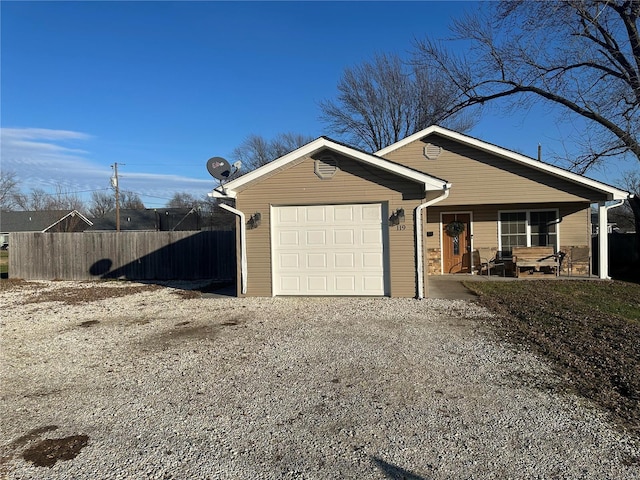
[88,207,235,232]
[210,125,629,298]
[590,212,619,235]
[0,210,93,246]
[89,208,202,231]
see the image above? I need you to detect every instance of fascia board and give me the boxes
[377,125,629,200]
[375,125,441,156]
[213,137,331,196]
[43,210,93,232]
[333,142,449,191]
[212,137,448,198]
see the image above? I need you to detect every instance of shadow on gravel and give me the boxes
[372,456,430,479]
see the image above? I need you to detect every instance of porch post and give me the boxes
[598,202,609,280]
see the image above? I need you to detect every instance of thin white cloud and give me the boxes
[1,127,108,188]
[0,127,216,207]
[1,127,92,141]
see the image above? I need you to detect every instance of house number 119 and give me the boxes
[396,225,406,231]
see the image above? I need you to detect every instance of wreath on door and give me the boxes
[445,220,466,237]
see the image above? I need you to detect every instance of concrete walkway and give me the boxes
[203,274,591,301]
[427,275,480,300]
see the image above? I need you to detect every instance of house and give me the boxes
[209,126,630,298]
[88,207,235,232]
[0,210,93,246]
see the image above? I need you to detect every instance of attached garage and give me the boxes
[271,203,388,296]
[210,136,450,298]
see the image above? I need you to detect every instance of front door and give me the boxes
[442,213,472,274]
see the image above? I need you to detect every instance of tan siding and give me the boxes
[236,153,424,297]
[384,135,609,204]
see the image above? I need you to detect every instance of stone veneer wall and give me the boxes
[427,248,441,275]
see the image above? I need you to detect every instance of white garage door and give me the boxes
[272,203,387,296]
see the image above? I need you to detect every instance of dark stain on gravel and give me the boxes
[143,316,246,350]
[0,426,59,473]
[22,435,89,467]
[79,320,100,328]
[22,282,162,305]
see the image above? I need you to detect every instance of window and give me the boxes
[500,212,527,251]
[530,211,557,247]
[499,210,559,255]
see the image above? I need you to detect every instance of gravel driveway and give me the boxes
[1,281,639,479]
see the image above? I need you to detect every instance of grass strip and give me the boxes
[465,279,640,437]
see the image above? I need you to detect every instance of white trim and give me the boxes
[219,203,247,295]
[209,137,449,199]
[438,211,474,276]
[43,210,93,232]
[271,202,389,296]
[497,208,561,252]
[376,125,629,201]
[598,200,625,279]
[416,189,450,298]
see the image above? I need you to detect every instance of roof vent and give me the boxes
[423,143,442,160]
[315,155,339,179]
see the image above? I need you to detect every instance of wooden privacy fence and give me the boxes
[9,231,235,281]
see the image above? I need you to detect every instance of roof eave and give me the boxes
[211,137,448,197]
[377,125,630,201]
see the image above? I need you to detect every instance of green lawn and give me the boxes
[465,279,640,438]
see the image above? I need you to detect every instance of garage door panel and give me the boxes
[272,204,387,296]
[334,229,355,245]
[280,276,300,291]
[362,252,383,268]
[307,253,327,268]
[278,208,299,223]
[307,230,326,245]
[279,231,299,245]
[335,253,355,268]
[306,206,326,222]
[363,276,384,291]
[362,204,382,220]
[279,253,299,268]
[307,276,328,291]
[362,229,382,245]
[336,276,356,291]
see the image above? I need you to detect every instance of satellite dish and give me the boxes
[206,157,232,180]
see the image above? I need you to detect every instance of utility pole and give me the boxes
[111,163,123,232]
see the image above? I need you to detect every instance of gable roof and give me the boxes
[0,210,93,232]
[376,125,630,201]
[210,136,450,199]
[87,208,202,231]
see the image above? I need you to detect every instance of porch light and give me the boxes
[388,208,405,226]
[247,212,261,229]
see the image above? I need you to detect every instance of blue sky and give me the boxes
[1,1,635,209]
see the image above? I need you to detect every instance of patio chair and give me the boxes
[568,246,591,277]
[475,248,506,277]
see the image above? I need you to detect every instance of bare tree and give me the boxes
[414,0,639,173]
[232,132,315,171]
[320,53,477,152]
[616,170,640,233]
[14,184,85,212]
[120,191,145,210]
[167,192,201,209]
[0,171,21,211]
[88,191,115,218]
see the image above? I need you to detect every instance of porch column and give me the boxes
[598,202,609,279]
